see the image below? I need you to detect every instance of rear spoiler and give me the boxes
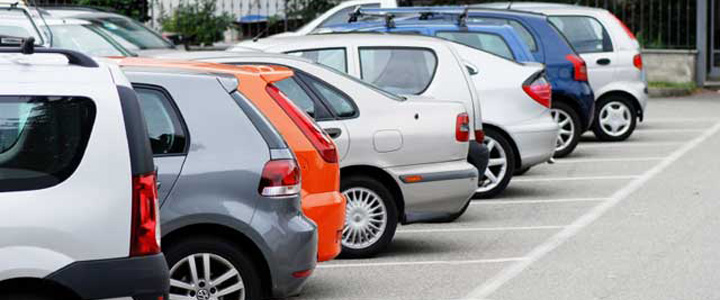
[0,37,98,67]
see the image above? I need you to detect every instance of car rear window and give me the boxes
[359,47,437,95]
[435,31,515,60]
[287,48,347,73]
[549,16,613,53]
[0,96,96,192]
[468,17,537,52]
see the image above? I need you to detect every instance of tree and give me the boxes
[159,0,233,47]
[73,0,148,21]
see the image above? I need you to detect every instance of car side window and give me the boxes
[302,75,357,118]
[287,48,347,73]
[359,47,437,95]
[549,16,613,53]
[0,96,96,192]
[435,31,515,60]
[274,77,332,120]
[134,86,187,155]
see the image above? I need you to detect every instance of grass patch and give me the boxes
[649,81,696,90]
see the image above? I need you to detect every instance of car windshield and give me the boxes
[46,24,127,57]
[88,16,174,50]
[0,9,44,45]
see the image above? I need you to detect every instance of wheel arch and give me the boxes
[482,123,522,170]
[340,165,406,223]
[597,90,642,121]
[552,92,587,127]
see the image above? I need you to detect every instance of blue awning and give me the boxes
[237,15,268,24]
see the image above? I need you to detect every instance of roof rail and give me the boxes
[0,37,99,67]
[348,6,396,28]
[354,6,545,22]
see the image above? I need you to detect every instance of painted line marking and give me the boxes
[636,128,705,133]
[397,226,564,234]
[554,157,665,164]
[471,198,609,205]
[578,141,682,148]
[318,257,526,269]
[464,121,720,300]
[512,175,639,183]
[644,118,719,123]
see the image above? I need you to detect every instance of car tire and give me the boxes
[592,96,637,141]
[340,175,398,259]
[475,128,515,199]
[551,101,582,158]
[164,235,262,300]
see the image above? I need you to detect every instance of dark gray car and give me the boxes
[122,65,317,300]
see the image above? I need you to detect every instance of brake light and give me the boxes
[633,54,643,70]
[475,129,485,142]
[265,84,338,163]
[130,172,160,257]
[523,74,552,108]
[610,13,636,40]
[566,54,588,82]
[259,159,301,197]
[456,113,470,142]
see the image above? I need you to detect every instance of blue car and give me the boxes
[330,7,595,157]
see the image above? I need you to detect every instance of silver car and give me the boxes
[158,51,479,258]
[231,33,558,198]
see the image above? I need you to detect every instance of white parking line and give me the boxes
[512,175,639,183]
[644,118,719,123]
[578,141,682,148]
[397,226,564,234]
[471,198,609,205]
[318,257,527,269]
[554,157,665,164]
[464,121,720,300]
[637,128,705,133]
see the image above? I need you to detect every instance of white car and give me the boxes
[480,2,649,141]
[156,50,479,258]
[0,43,168,299]
[229,33,558,199]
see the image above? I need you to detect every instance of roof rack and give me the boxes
[348,6,397,28]
[350,6,473,28]
[0,37,99,67]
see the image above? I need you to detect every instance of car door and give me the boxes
[133,85,188,204]
[549,15,617,95]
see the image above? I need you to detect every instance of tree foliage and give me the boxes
[159,0,233,46]
[73,0,148,21]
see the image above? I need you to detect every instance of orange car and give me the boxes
[116,58,346,262]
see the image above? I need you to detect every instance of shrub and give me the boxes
[159,0,233,47]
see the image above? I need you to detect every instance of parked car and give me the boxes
[327,6,595,158]
[270,0,397,37]
[230,33,557,199]
[116,58,318,299]
[479,2,648,141]
[0,43,169,299]
[158,50,479,257]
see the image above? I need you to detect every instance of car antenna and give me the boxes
[252,25,269,42]
[29,0,53,46]
[21,36,35,54]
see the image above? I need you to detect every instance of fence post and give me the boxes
[696,0,707,86]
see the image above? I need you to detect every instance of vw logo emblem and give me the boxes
[196,289,211,300]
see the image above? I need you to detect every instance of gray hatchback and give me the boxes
[119,61,318,300]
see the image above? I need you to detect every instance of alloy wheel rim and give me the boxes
[477,136,508,193]
[169,253,245,300]
[599,101,632,137]
[551,109,575,152]
[342,187,387,249]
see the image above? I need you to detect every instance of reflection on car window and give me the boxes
[549,16,613,53]
[274,78,316,117]
[287,48,347,72]
[436,31,515,60]
[468,18,537,52]
[135,87,187,155]
[359,47,437,95]
[305,77,357,118]
[90,17,174,50]
[48,24,125,56]
[0,10,44,44]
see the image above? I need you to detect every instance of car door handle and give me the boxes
[324,127,342,139]
[597,58,611,65]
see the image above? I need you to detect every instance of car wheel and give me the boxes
[340,175,398,258]
[475,128,515,199]
[165,236,262,300]
[592,96,637,141]
[551,102,582,158]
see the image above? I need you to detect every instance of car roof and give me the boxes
[0,52,117,85]
[155,50,314,64]
[241,32,451,50]
[477,2,609,15]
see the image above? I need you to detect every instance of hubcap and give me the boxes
[551,108,575,152]
[169,253,245,300]
[477,136,508,193]
[599,101,632,137]
[342,187,387,249]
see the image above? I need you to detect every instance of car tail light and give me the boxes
[633,54,643,70]
[456,113,470,142]
[265,84,338,163]
[523,74,552,108]
[610,13,636,40]
[565,54,588,82]
[130,172,161,257]
[475,129,485,142]
[259,159,301,197]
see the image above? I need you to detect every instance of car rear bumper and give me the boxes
[385,160,479,224]
[45,253,169,300]
[302,191,346,262]
[507,113,559,169]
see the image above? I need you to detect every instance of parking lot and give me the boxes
[294,92,720,300]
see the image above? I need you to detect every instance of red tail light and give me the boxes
[475,129,485,142]
[130,172,160,257]
[265,84,338,163]
[523,74,552,108]
[259,159,301,197]
[633,54,643,70]
[610,13,636,40]
[566,54,588,82]
[456,113,470,142]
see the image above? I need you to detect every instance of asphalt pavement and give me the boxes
[293,92,720,300]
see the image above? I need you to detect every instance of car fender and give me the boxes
[0,246,74,282]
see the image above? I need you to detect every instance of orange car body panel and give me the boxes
[116,58,345,262]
